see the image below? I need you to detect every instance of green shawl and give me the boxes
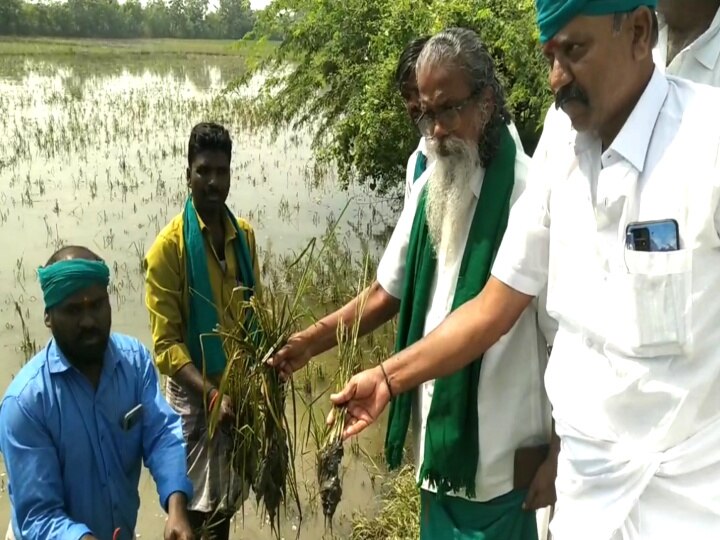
[183,197,255,376]
[385,125,516,498]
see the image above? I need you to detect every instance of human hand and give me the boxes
[266,332,313,380]
[522,453,558,511]
[218,394,234,428]
[328,366,391,439]
[164,493,195,540]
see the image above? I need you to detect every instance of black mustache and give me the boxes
[555,84,589,110]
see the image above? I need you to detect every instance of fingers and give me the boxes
[325,407,338,426]
[342,417,370,439]
[330,381,356,406]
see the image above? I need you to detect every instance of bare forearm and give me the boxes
[303,281,400,357]
[385,277,533,394]
[171,362,215,399]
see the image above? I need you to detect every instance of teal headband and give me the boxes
[536,0,657,44]
[37,259,110,310]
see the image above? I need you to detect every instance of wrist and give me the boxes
[166,491,188,515]
[206,387,219,412]
[378,362,395,400]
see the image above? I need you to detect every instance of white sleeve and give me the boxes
[378,179,425,299]
[536,286,558,347]
[491,136,553,296]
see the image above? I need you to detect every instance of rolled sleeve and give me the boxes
[139,347,193,510]
[0,397,93,540]
[145,234,192,376]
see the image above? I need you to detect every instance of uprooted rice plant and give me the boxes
[207,206,351,537]
[312,259,372,527]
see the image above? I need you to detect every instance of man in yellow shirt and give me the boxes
[144,122,260,540]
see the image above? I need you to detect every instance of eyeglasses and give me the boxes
[415,92,480,136]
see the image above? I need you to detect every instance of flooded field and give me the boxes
[0,49,399,539]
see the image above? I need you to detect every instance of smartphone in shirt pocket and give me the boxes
[625,219,680,252]
[120,404,143,431]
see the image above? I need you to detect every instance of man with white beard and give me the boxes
[269,27,557,540]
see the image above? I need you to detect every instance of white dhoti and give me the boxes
[5,522,14,540]
[550,417,720,540]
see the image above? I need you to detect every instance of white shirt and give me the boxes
[379,138,553,502]
[492,69,720,538]
[655,7,720,86]
[537,10,720,168]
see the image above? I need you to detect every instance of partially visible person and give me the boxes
[145,122,260,540]
[396,36,432,205]
[656,0,720,84]
[537,0,719,166]
[0,246,193,540]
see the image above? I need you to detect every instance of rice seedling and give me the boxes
[14,301,37,364]
[314,256,372,528]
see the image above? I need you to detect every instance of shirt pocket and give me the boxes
[604,249,692,358]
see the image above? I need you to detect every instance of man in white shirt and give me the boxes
[330,2,720,539]
[538,0,720,163]
[272,27,556,540]
[656,0,720,83]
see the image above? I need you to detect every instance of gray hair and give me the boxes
[416,27,511,167]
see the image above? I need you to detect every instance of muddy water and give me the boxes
[0,54,396,539]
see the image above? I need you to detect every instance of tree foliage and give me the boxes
[243,0,552,194]
[0,0,256,40]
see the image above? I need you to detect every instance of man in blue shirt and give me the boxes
[0,246,194,540]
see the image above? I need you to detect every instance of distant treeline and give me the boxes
[0,0,259,40]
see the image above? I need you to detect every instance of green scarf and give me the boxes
[183,197,255,376]
[385,125,517,498]
[413,151,428,184]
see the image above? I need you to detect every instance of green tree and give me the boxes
[217,0,255,38]
[245,0,552,194]
[0,0,23,34]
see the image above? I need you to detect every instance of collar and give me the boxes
[660,7,720,71]
[195,205,237,243]
[470,167,485,198]
[47,336,118,374]
[605,68,668,173]
[417,137,427,155]
[693,7,720,70]
[574,68,668,173]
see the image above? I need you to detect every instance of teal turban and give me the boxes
[38,259,110,309]
[536,0,657,44]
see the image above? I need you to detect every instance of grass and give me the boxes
[350,466,421,540]
[0,36,277,58]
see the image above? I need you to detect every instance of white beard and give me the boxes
[425,137,481,262]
